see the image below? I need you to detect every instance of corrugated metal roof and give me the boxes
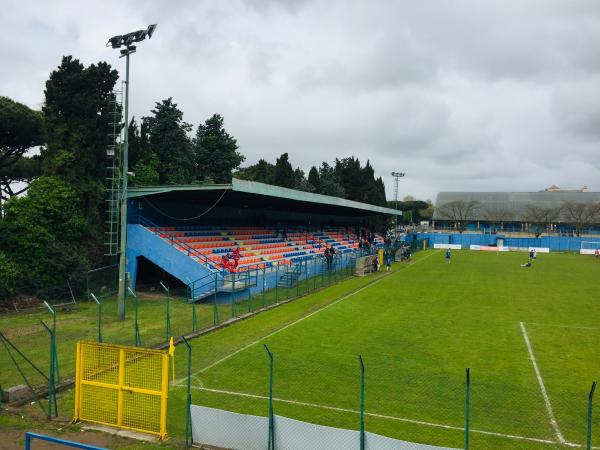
[128,178,401,216]
[434,191,600,221]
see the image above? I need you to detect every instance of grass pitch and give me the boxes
[167,250,600,449]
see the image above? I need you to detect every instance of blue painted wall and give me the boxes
[413,232,592,252]
[126,224,214,291]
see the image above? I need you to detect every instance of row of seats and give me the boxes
[147,225,381,272]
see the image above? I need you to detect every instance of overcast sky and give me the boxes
[2,0,600,200]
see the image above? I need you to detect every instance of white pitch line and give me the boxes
[520,321,567,445]
[175,250,438,385]
[525,322,600,331]
[173,384,560,446]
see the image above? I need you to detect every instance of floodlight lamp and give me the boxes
[123,32,136,46]
[146,24,157,39]
[391,172,405,178]
[107,35,123,48]
[133,30,147,42]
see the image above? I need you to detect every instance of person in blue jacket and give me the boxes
[445,248,451,264]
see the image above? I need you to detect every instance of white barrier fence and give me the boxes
[433,244,462,250]
[469,245,509,252]
[190,405,458,450]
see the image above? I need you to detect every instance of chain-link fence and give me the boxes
[186,346,600,450]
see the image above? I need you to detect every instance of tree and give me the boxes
[0,177,89,298]
[144,98,194,185]
[561,202,600,237]
[307,166,320,192]
[483,207,515,231]
[0,96,44,203]
[436,200,481,233]
[523,204,562,238]
[194,114,244,183]
[318,162,345,197]
[235,159,275,184]
[272,153,295,188]
[131,152,160,186]
[0,251,20,301]
[41,56,119,235]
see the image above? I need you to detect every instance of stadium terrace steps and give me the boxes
[145,225,362,273]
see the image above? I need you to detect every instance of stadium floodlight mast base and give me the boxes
[391,172,405,234]
[107,24,157,320]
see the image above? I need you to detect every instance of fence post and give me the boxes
[213,276,219,325]
[359,355,365,450]
[128,288,141,346]
[160,282,171,342]
[192,302,198,333]
[89,294,102,343]
[182,336,193,449]
[231,272,236,318]
[465,368,470,450]
[261,266,267,308]
[275,264,279,304]
[43,302,60,383]
[264,345,275,450]
[588,381,597,450]
[40,320,58,418]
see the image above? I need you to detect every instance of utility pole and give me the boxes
[107,24,157,320]
[391,172,405,234]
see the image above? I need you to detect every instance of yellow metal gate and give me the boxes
[74,341,169,439]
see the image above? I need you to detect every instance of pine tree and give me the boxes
[194,114,244,183]
[144,98,194,184]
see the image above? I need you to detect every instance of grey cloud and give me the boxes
[2,0,600,200]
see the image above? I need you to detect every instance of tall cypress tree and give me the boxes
[144,98,194,184]
[194,114,244,183]
[41,55,119,240]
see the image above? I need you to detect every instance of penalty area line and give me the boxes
[520,321,570,446]
[175,250,438,385]
[173,384,560,446]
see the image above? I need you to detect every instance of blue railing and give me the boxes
[25,432,108,450]
[138,216,219,271]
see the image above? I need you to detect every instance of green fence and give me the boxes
[0,252,358,399]
[185,347,599,450]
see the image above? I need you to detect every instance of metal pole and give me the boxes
[264,345,275,450]
[44,301,60,383]
[359,355,365,450]
[588,381,597,450]
[182,336,193,449]
[128,287,141,346]
[117,51,131,321]
[160,281,170,342]
[465,368,470,450]
[91,294,102,343]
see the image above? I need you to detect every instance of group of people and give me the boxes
[356,227,378,255]
[323,245,337,267]
[220,247,242,272]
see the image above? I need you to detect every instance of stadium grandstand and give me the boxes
[433,187,600,234]
[126,178,401,301]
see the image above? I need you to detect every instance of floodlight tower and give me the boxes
[391,172,405,233]
[107,24,157,320]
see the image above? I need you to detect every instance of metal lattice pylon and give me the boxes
[104,88,123,256]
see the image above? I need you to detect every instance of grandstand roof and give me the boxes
[434,191,600,221]
[128,178,401,217]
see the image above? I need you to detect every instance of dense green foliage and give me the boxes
[0,96,44,201]
[0,177,88,297]
[143,98,195,185]
[41,56,119,231]
[194,114,245,183]
[236,155,387,205]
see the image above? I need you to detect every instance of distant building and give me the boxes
[433,189,600,233]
